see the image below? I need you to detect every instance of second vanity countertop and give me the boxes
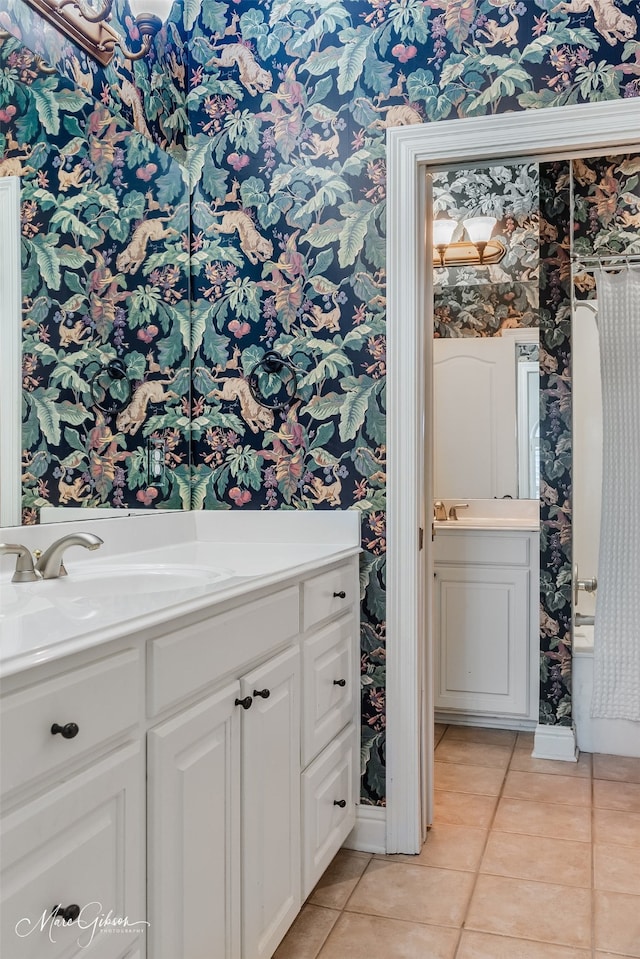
[0,511,361,678]
[432,498,540,533]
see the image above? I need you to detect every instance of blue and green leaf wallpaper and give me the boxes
[2,0,640,804]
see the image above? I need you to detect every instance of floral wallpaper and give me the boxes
[4,0,640,803]
[573,152,640,298]
[0,34,191,521]
[539,159,573,725]
[1,0,187,163]
[433,162,540,337]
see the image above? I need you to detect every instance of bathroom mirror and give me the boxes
[0,29,191,527]
[431,162,540,501]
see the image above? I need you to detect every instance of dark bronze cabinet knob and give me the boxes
[51,722,79,739]
[51,904,81,922]
[235,696,253,710]
[333,679,346,687]
[333,799,347,808]
[253,688,270,699]
[333,591,346,599]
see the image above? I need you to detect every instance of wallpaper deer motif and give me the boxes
[0,35,190,522]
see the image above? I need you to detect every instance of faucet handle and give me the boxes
[0,544,39,583]
[448,503,469,521]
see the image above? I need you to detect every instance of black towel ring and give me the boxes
[89,358,132,415]
[246,351,299,412]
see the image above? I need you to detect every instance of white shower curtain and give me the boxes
[591,265,640,722]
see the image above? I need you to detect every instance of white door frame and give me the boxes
[385,98,640,854]
[0,176,22,527]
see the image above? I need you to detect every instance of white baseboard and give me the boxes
[343,805,386,855]
[532,723,578,762]
[435,712,536,732]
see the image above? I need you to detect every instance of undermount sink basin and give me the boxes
[53,563,235,597]
[0,564,246,646]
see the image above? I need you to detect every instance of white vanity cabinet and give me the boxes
[0,651,146,959]
[1,554,360,959]
[299,567,359,899]
[433,529,539,724]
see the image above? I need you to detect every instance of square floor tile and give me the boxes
[381,823,487,872]
[434,723,448,745]
[509,751,592,778]
[594,808,640,848]
[344,858,474,928]
[502,770,591,807]
[457,930,591,959]
[316,912,458,959]
[595,890,640,957]
[515,731,535,750]
[480,831,591,887]
[435,739,512,769]
[594,754,640,785]
[492,798,591,842]
[433,789,498,828]
[594,779,640,813]
[595,843,640,896]
[434,760,505,796]
[308,850,371,910]
[273,904,339,959]
[443,726,517,748]
[465,875,591,949]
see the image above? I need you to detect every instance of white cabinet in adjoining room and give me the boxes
[434,528,539,726]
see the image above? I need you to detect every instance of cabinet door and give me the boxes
[0,744,144,959]
[147,682,241,959]
[434,565,529,716]
[241,646,301,959]
[433,336,518,499]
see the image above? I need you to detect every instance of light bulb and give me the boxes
[463,216,497,245]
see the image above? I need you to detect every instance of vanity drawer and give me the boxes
[0,742,144,959]
[303,563,354,632]
[148,586,299,716]
[434,531,532,567]
[302,616,355,766]
[301,723,358,899]
[1,648,140,798]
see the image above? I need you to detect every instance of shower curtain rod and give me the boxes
[572,252,640,273]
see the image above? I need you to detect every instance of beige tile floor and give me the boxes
[275,724,640,959]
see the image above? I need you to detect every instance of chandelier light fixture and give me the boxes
[23,0,173,65]
[433,215,505,268]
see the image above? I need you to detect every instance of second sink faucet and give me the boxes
[35,532,104,580]
[434,501,447,521]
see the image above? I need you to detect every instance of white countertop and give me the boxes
[434,519,540,532]
[0,512,361,678]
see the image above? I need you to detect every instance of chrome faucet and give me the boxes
[35,532,104,580]
[448,503,469,521]
[434,500,447,521]
[0,543,39,583]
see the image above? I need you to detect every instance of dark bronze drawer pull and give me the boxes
[333,590,346,599]
[253,688,270,699]
[51,904,81,923]
[333,799,347,808]
[235,696,253,710]
[51,722,79,739]
[333,679,346,687]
